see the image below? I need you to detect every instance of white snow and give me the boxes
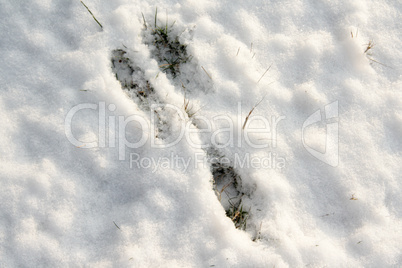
[1,0,401,267]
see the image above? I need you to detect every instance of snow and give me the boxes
[1,0,401,267]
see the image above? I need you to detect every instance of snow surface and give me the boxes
[1,0,401,267]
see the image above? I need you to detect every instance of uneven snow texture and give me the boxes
[0,0,401,267]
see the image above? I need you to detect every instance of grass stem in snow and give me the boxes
[201,66,212,80]
[257,64,272,83]
[243,94,266,130]
[80,1,103,30]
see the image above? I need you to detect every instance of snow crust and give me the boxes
[0,0,401,267]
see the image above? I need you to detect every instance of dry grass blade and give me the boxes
[215,181,233,202]
[257,64,272,83]
[364,40,375,54]
[159,63,171,68]
[201,66,212,80]
[220,181,233,194]
[351,28,358,38]
[242,94,267,130]
[182,85,202,117]
[367,57,392,68]
[362,40,392,68]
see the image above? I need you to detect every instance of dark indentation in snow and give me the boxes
[142,18,213,95]
[208,147,249,230]
[111,15,253,234]
[111,49,154,100]
[142,16,251,232]
[111,48,171,140]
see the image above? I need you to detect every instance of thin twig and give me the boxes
[236,47,240,56]
[80,1,103,29]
